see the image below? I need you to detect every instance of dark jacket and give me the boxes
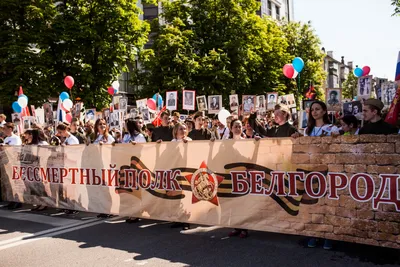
[152,126,173,141]
[266,122,297,137]
[188,128,213,140]
[359,120,398,135]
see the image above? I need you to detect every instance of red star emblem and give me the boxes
[185,161,224,206]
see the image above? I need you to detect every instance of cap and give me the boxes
[364,98,384,110]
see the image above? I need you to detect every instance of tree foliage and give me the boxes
[133,0,290,105]
[392,0,400,16]
[0,0,150,109]
[280,21,326,102]
[342,72,358,99]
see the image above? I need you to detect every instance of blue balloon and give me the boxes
[292,57,304,73]
[60,91,70,101]
[152,93,163,107]
[114,89,118,95]
[354,67,363,78]
[12,101,22,113]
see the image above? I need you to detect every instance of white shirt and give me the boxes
[64,134,79,145]
[4,134,22,145]
[171,137,192,142]
[217,127,230,139]
[304,124,339,137]
[122,133,146,143]
[93,134,115,144]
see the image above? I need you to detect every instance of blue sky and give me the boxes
[294,0,400,80]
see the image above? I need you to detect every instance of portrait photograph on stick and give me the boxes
[183,90,196,110]
[208,95,222,114]
[166,91,178,111]
[196,95,207,111]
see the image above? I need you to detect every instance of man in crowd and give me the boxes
[3,123,22,145]
[152,111,173,142]
[359,99,398,135]
[188,112,213,140]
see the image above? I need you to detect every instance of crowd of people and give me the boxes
[0,98,399,248]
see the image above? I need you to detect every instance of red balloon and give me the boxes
[108,87,115,95]
[147,98,156,111]
[64,76,74,89]
[283,64,295,79]
[362,66,371,76]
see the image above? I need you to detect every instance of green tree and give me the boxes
[342,72,358,99]
[133,0,289,106]
[45,0,150,110]
[0,0,56,107]
[280,21,326,104]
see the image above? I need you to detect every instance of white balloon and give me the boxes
[218,108,231,127]
[112,81,120,90]
[63,99,73,110]
[292,70,299,79]
[18,97,28,108]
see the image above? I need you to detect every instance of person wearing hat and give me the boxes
[359,99,398,135]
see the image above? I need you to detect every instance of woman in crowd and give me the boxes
[303,100,339,137]
[24,129,48,211]
[172,122,192,142]
[122,119,147,223]
[93,119,115,144]
[266,105,298,137]
[243,116,257,138]
[339,115,360,135]
[170,122,192,230]
[123,119,147,144]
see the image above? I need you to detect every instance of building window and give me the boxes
[267,0,272,16]
[275,5,280,20]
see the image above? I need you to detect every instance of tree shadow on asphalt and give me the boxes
[67,219,400,267]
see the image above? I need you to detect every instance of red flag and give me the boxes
[152,106,167,127]
[385,52,400,125]
[305,83,316,100]
[18,86,31,117]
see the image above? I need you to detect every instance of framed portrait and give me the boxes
[266,93,278,110]
[196,95,207,111]
[136,98,147,114]
[229,94,239,112]
[208,95,222,114]
[118,97,128,112]
[109,111,120,129]
[278,94,296,108]
[11,113,20,123]
[142,108,151,123]
[95,112,103,121]
[103,108,110,125]
[23,116,36,130]
[299,110,308,129]
[85,109,96,122]
[34,108,45,125]
[302,100,314,113]
[325,88,342,112]
[242,95,255,114]
[43,103,54,125]
[74,102,82,119]
[183,90,196,110]
[166,91,178,111]
[357,75,372,102]
[343,101,363,120]
[256,95,266,111]
[381,81,397,107]
[129,108,138,119]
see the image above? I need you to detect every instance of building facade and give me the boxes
[323,49,353,90]
[257,0,294,21]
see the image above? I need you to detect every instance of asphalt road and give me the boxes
[0,202,399,267]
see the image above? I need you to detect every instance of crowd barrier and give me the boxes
[1,136,399,249]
